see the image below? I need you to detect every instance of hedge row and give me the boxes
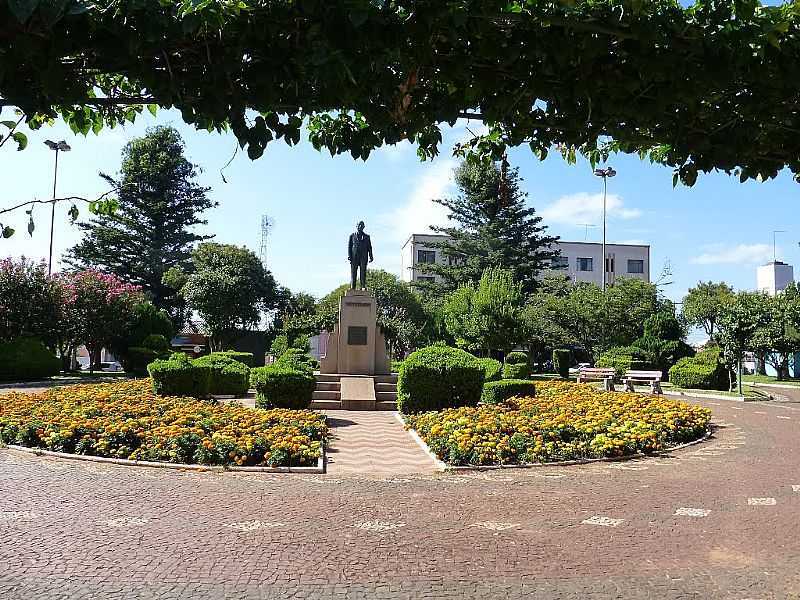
[481,379,536,405]
[668,346,729,391]
[0,337,60,381]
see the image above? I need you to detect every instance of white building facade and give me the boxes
[756,261,794,296]
[400,234,650,286]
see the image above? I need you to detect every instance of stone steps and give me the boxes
[310,373,397,411]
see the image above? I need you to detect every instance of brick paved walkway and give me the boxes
[324,410,440,475]
[1,396,799,599]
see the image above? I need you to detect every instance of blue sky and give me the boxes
[2,107,799,312]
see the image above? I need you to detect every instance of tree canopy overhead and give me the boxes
[3,0,800,185]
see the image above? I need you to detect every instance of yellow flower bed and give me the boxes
[405,380,711,466]
[0,379,326,467]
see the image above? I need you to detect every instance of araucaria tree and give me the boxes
[421,160,558,295]
[178,243,279,351]
[65,126,215,323]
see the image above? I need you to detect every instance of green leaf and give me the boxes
[147,104,158,117]
[1,120,17,129]
[68,204,79,222]
[27,216,35,236]
[12,131,27,151]
[2,226,15,239]
[8,0,40,23]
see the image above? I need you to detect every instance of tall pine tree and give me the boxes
[421,159,558,295]
[65,126,215,322]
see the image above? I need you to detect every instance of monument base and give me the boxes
[320,289,389,376]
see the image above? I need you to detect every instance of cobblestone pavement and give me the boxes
[2,396,799,599]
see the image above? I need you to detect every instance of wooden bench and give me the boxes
[577,367,616,391]
[622,370,664,394]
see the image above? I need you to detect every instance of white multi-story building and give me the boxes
[756,261,794,296]
[400,234,650,286]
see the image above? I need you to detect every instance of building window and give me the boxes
[606,257,615,273]
[417,249,436,264]
[416,275,435,283]
[551,256,569,270]
[577,257,593,272]
[627,259,644,274]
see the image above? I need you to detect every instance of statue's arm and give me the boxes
[368,236,374,261]
[347,234,352,261]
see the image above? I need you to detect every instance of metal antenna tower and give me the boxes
[260,214,273,267]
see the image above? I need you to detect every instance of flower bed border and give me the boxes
[400,411,713,472]
[1,440,326,474]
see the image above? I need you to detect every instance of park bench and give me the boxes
[622,369,664,394]
[577,367,616,391]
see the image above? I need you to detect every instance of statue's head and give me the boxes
[357,220,365,233]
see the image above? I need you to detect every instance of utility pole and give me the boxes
[44,139,71,275]
[593,166,616,291]
[260,214,273,269]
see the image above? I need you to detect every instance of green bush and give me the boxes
[275,348,318,372]
[148,354,211,398]
[141,334,170,353]
[668,346,729,390]
[125,346,159,376]
[481,379,536,405]
[391,359,405,374]
[477,357,503,382]
[505,351,528,365]
[193,354,251,396]
[502,362,530,379]
[397,345,485,414]
[0,337,61,381]
[250,365,316,409]
[212,351,254,368]
[595,346,650,379]
[270,334,289,357]
[552,349,571,378]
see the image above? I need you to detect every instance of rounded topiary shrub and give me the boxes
[0,337,61,381]
[148,354,211,398]
[552,349,571,379]
[669,347,728,390]
[194,354,251,396]
[125,346,159,377]
[275,348,318,372]
[397,345,485,414]
[477,357,503,383]
[250,365,316,410]
[212,351,255,367]
[595,346,650,379]
[481,379,536,405]
[503,361,530,380]
[505,351,528,365]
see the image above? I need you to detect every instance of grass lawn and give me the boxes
[742,374,800,387]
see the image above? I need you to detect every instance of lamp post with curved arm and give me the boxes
[593,166,616,291]
[44,139,71,275]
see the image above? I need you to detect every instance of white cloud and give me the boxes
[690,244,774,265]
[539,192,641,225]
[378,159,456,243]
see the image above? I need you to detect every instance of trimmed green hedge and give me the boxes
[148,354,211,398]
[505,351,528,365]
[212,351,254,367]
[274,348,318,373]
[481,379,536,405]
[552,349,570,378]
[0,337,61,381]
[250,365,316,409]
[668,346,728,391]
[194,354,251,396]
[477,357,503,382]
[502,362,530,380]
[397,345,485,414]
[595,346,650,379]
[125,346,159,377]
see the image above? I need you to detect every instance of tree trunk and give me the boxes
[756,353,767,376]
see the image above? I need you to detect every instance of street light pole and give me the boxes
[593,166,616,291]
[44,140,71,275]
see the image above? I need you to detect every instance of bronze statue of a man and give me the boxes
[348,220,373,289]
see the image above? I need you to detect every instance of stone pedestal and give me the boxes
[320,289,389,375]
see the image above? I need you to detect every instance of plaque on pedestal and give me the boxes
[320,289,389,375]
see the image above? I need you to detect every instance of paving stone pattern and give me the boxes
[324,410,439,475]
[1,397,800,599]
